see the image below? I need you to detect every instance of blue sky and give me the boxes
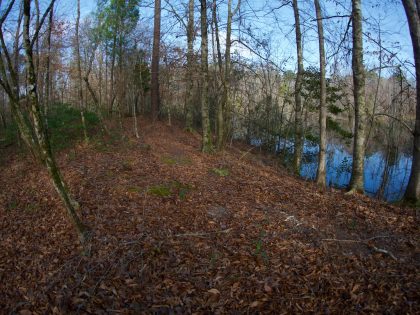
[56,0,414,77]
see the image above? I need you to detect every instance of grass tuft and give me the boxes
[211,167,229,177]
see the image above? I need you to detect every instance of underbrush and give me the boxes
[0,104,99,152]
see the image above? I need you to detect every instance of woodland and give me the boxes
[0,0,419,313]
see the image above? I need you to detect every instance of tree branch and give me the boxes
[30,0,55,48]
[374,112,414,135]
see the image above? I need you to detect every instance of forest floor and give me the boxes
[0,118,419,314]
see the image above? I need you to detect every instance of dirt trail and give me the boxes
[0,119,418,313]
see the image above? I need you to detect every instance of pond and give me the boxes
[269,139,413,202]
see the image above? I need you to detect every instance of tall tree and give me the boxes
[215,0,240,150]
[314,0,327,187]
[348,0,367,193]
[44,1,53,117]
[292,0,304,175]
[151,0,161,121]
[23,0,87,243]
[200,0,213,152]
[402,0,420,203]
[185,0,195,130]
[76,0,89,143]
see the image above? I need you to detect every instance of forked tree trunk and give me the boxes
[200,0,213,152]
[22,0,87,244]
[314,0,327,187]
[292,0,304,175]
[151,0,161,121]
[185,0,195,130]
[348,0,367,193]
[402,0,420,203]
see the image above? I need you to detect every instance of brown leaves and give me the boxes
[0,118,418,313]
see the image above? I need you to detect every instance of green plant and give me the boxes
[24,203,38,213]
[147,181,192,199]
[161,155,192,166]
[127,186,141,193]
[161,156,177,165]
[45,104,99,151]
[211,167,229,177]
[348,218,357,230]
[172,181,192,200]
[253,230,268,262]
[209,251,219,268]
[6,200,18,211]
[148,184,171,197]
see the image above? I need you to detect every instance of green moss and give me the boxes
[127,186,141,193]
[161,155,192,166]
[147,181,192,199]
[148,184,171,197]
[211,167,229,177]
[161,156,177,165]
[24,203,38,213]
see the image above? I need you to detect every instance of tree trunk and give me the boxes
[133,92,140,138]
[402,0,420,203]
[151,0,161,121]
[76,0,88,143]
[348,0,367,193]
[212,0,224,150]
[314,0,327,187]
[292,0,304,175]
[23,0,88,244]
[200,0,213,152]
[185,0,195,130]
[44,3,53,120]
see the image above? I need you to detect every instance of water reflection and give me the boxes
[301,143,412,201]
[271,139,413,202]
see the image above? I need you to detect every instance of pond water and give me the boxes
[256,139,413,202]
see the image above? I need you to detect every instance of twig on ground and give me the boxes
[321,237,398,261]
[175,228,233,238]
[239,147,255,160]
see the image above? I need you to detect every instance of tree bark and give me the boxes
[314,0,327,187]
[76,0,88,143]
[402,0,420,203]
[22,0,88,244]
[212,0,224,150]
[185,0,195,130]
[200,0,213,152]
[292,0,304,175]
[151,0,161,121]
[44,2,53,119]
[348,0,367,193]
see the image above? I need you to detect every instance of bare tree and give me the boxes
[200,0,213,152]
[315,0,327,187]
[76,0,88,143]
[151,0,161,121]
[348,0,367,193]
[21,0,87,243]
[402,0,420,203]
[185,0,195,130]
[292,0,304,175]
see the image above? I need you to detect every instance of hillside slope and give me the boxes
[0,119,418,313]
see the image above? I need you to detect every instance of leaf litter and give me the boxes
[0,118,418,314]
